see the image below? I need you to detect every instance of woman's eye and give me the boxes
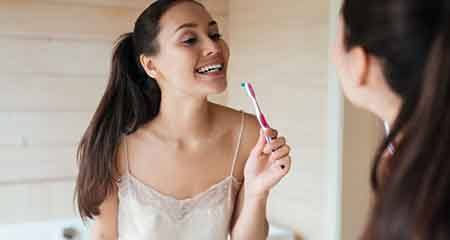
[183,37,197,45]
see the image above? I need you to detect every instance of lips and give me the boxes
[195,63,224,74]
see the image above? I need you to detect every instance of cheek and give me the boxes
[163,48,198,76]
[333,42,351,88]
[221,40,230,63]
[337,64,354,99]
[340,77,353,100]
[338,67,362,106]
[332,45,352,98]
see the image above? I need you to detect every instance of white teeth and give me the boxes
[197,64,223,74]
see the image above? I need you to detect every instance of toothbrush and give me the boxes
[241,82,272,143]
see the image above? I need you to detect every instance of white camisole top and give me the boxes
[117,112,245,240]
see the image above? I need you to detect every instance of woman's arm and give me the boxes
[91,142,124,240]
[230,117,291,240]
[90,191,119,240]
[230,184,269,239]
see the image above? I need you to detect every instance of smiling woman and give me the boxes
[0,0,352,239]
[74,1,292,240]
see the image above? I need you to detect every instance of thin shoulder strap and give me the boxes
[230,111,245,178]
[123,135,131,176]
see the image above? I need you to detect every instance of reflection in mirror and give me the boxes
[0,1,371,240]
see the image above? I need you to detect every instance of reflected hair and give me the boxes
[342,0,450,239]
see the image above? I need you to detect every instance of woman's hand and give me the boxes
[243,128,291,199]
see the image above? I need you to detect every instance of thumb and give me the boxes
[251,128,267,156]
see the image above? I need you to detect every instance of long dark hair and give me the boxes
[75,0,202,220]
[342,0,450,239]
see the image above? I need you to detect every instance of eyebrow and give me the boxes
[175,21,218,33]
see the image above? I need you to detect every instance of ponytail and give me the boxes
[74,33,160,220]
[368,10,450,240]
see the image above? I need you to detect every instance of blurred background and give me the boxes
[0,0,381,239]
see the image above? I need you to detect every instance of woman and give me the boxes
[74,0,291,239]
[334,0,450,238]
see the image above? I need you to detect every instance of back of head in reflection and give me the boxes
[333,0,450,239]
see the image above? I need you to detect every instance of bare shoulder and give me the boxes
[234,111,260,181]
[210,102,259,139]
[116,135,129,178]
[241,112,260,154]
[210,102,260,180]
[91,138,123,239]
[210,102,243,123]
[116,128,151,177]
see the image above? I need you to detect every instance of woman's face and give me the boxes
[332,16,402,123]
[146,1,230,98]
[332,16,361,106]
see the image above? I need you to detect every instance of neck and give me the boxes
[371,92,402,129]
[147,91,215,143]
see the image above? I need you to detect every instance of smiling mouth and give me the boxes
[195,64,224,74]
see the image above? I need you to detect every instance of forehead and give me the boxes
[159,1,213,33]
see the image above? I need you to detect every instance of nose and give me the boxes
[203,38,221,57]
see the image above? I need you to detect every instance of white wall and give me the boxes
[227,1,333,239]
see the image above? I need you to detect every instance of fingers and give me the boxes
[269,144,291,162]
[251,129,268,156]
[263,137,286,154]
[258,128,289,156]
[263,128,278,140]
[269,143,291,173]
[251,128,279,156]
[261,155,291,189]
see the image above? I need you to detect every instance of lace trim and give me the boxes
[118,175,241,221]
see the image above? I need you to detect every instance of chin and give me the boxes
[207,79,227,94]
[193,73,227,94]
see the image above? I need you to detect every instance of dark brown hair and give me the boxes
[74,0,202,220]
[342,0,450,239]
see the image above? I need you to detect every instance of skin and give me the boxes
[332,16,404,195]
[91,2,291,240]
[332,17,402,127]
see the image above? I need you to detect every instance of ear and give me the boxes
[139,54,159,79]
[346,46,369,88]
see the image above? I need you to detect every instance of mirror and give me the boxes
[0,1,378,240]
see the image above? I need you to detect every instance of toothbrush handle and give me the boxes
[258,114,272,142]
[261,126,273,143]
